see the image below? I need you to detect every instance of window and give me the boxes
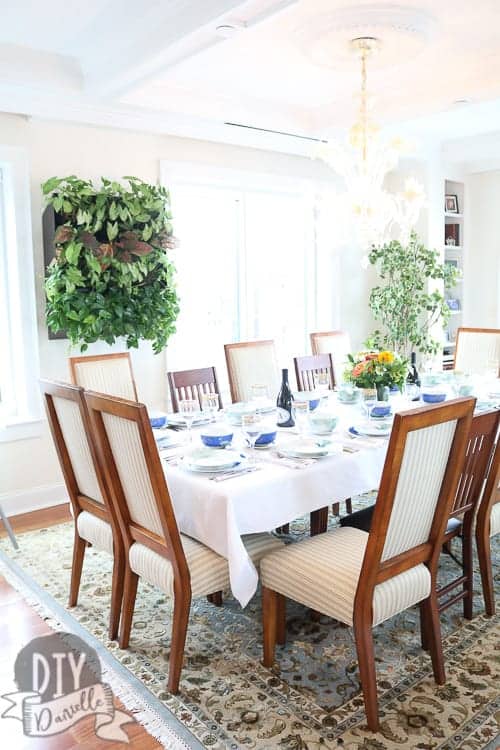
[0,147,40,440]
[161,163,320,400]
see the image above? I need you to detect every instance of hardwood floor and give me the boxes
[0,505,163,749]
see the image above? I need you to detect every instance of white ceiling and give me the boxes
[2,0,500,167]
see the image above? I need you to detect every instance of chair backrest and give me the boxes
[40,379,111,524]
[224,340,279,403]
[449,409,500,519]
[355,398,474,615]
[310,330,351,383]
[167,366,223,412]
[84,391,189,586]
[294,353,335,391]
[476,423,500,539]
[454,327,500,375]
[69,353,138,401]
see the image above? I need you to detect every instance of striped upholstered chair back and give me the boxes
[83,391,189,585]
[359,399,475,591]
[224,340,279,403]
[69,353,138,401]
[454,327,500,376]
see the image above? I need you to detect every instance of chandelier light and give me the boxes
[317,37,425,249]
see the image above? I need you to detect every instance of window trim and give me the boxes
[0,146,41,442]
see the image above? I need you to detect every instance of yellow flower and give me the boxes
[378,351,395,364]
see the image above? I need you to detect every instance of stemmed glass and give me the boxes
[241,411,263,463]
[293,400,310,437]
[202,392,219,423]
[313,371,330,394]
[179,398,200,443]
[362,391,377,423]
[250,384,268,408]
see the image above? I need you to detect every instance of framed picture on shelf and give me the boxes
[445,194,459,213]
[445,223,460,246]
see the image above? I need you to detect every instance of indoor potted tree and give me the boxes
[43,175,179,353]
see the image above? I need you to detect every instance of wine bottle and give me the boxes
[276,368,294,427]
[406,352,421,400]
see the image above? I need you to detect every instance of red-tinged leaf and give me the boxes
[79,231,99,251]
[130,241,153,256]
[54,225,75,244]
[96,243,114,258]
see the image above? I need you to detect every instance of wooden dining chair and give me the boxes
[167,366,223,412]
[260,398,475,731]
[40,379,124,640]
[454,327,500,375]
[84,390,283,693]
[436,409,500,620]
[294,353,335,391]
[69,352,138,401]
[224,340,279,403]
[476,432,500,616]
[310,330,351,384]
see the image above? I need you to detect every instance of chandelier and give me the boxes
[317,37,425,249]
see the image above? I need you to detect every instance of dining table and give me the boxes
[158,389,500,608]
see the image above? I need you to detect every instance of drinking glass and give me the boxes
[362,391,377,422]
[250,383,268,408]
[293,400,310,436]
[202,392,219,422]
[404,382,420,403]
[179,398,200,442]
[241,411,263,462]
[313,371,330,393]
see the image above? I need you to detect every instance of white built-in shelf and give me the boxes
[445,212,464,219]
[444,245,463,251]
[443,341,456,348]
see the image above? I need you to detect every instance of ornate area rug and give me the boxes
[1,510,499,750]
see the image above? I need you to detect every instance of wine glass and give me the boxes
[293,400,310,437]
[179,398,200,443]
[362,391,377,422]
[241,411,263,462]
[313,371,330,393]
[202,392,219,423]
[250,384,268,408]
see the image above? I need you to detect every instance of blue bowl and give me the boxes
[201,431,234,448]
[255,430,277,446]
[371,403,392,418]
[422,392,447,403]
[149,411,168,429]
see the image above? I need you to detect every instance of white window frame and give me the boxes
[0,146,41,442]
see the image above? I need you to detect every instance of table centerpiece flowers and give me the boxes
[344,350,407,401]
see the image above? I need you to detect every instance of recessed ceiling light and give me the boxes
[215,22,245,38]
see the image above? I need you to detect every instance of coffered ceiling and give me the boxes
[1,0,500,164]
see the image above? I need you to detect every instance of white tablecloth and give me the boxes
[163,400,388,606]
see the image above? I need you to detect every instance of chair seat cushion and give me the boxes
[260,526,431,627]
[129,532,283,599]
[76,511,113,555]
[490,503,500,537]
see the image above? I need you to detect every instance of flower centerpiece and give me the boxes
[344,350,407,400]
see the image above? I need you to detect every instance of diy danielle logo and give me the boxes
[1,633,134,742]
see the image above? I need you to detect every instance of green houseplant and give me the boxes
[43,175,179,353]
[367,231,459,359]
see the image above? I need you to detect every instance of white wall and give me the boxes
[0,113,366,515]
[465,171,500,327]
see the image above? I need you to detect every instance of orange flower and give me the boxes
[352,362,367,377]
[365,353,379,360]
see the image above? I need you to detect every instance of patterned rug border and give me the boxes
[0,545,204,750]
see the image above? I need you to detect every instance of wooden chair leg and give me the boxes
[119,568,139,649]
[353,618,379,732]
[462,516,474,620]
[332,502,340,517]
[276,524,290,534]
[109,546,125,641]
[310,507,328,535]
[207,591,223,606]
[262,586,279,667]
[69,533,86,608]
[168,590,191,694]
[276,593,286,645]
[345,497,353,514]
[419,601,430,651]
[420,596,445,685]
[476,526,495,617]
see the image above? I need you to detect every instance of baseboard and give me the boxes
[0,483,69,517]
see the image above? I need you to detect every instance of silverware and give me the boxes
[211,466,261,482]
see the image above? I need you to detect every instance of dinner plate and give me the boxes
[349,422,392,437]
[279,440,341,459]
[181,449,244,473]
[153,431,180,450]
[165,413,212,427]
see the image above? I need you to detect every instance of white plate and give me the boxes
[166,413,212,427]
[182,449,243,473]
[349,422,392,437]
[279,440,341,459]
